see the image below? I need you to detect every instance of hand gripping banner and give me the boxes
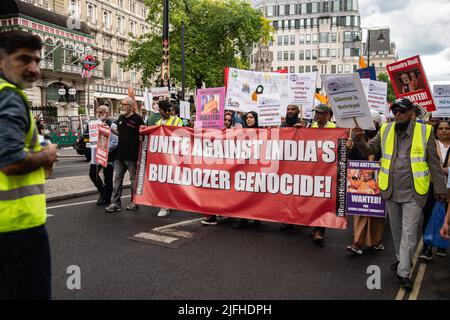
[135,126,349,229]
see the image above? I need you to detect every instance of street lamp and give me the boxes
[354,28,386,67]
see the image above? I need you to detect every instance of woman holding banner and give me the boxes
[233,111,262,229]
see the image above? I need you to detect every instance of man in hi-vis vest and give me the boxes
[353,98,447,290]
[0,31,58,299]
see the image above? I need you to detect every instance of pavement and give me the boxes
[45,151,131,202]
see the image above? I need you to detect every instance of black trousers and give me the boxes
[89,164,114,202]
[0,225,51,300]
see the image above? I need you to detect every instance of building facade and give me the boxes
[0,0,149,117]
[363,28,397,77]
[251,0,362,88]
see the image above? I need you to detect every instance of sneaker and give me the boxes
[397,275,412,290]
[347,244,363,255]
[105,203,122,213]
[233,219,248,229]
[201,216,218,226]
[419,245,433,261]
[126,202,138,211]
[372,243,385,251]
[157,208,170,217]
[435,248,447,257]
[311,231,324,247]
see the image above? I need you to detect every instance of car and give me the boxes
[74,123,91,162]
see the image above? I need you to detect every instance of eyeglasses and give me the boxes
[391,108,408,115]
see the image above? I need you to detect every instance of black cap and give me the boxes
[390,98,415,110]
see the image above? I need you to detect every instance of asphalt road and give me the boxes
[43,192,450,301]
[50,157,90,179]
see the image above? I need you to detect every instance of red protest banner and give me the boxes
[134,126,349,229]
[386,55,436,111]
[95,125,111,167]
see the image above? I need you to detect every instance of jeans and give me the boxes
[0,225,51,300]
[111,159,137,206]
[89,164,114,203]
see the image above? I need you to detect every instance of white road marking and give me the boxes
[47,214,54,217]
[133,232,178,244]
[55,164,88,169]
[47,195,131,210]
[395,239,423,300]
[153,218,204,232]
[162,229,194,238]
[409,262,427,300]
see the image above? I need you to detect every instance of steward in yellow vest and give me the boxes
[352,98,447,288]
[0,31,58,299]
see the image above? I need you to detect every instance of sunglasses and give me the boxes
[391,108,408,115]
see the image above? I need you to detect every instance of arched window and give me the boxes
[44,38,54,61]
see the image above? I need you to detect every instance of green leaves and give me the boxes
[123,0,272,88]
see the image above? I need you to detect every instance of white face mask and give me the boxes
[97,115,107,121]
[120,110,127,115]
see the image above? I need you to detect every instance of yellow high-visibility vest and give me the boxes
[0,78,46,232]
[156,116,182,126]
[378,121,432,195]
[311,121,336,128]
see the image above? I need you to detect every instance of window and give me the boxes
[117,66,124,82]
[353,65,358,72]
[344,32,352,42]
[331,17,337,26]
[344,48,351,57]
[307,3,312,14]
[290,4,295,15]
[301,3,307,14]
[118,40,125,52]
[305,66,311,73]
[345,64,350,73]
[130,21,136,36]
[283,51,289,61]
[331,65,337,73]
[306,50,311,60]
[312,18,318,27]
[299,66,304,73]
[277,51,282,61]
[300,19,305,28]
[69,0,80,17]
[284,35,289,45]
[312,50,317,60]
[312,65,318,72]
[267,5,274,17]
[103,36,112,47]
[103,10,111,29]
[311,2,318,13]
[278,36,283,45]
[319,32,329,43]
[279,5,285,15]
[299,50,305,60]
[320,48,329,57]
[331,49,337,58]
[306,19,311,28]
[338,64,343,73]
[333,0,340,12]
[346,16,351,26]
[131,70,137,84]
[306,34,311,44]
[117,16,124,33]
[118,0,123,7]
[130,2,136,14]
[322,1,329,13]
[290,50,295,60]
[312,34,318,43]
[299,35,305,44]
[290,35,295,45]
[141,25,146,35]
[331,33,337,42]
[321,65,327,74]
[353,0,359,11]
[87,3,96,23]
[290,66,295,73]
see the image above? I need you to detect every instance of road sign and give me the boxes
[83,55,96,71]
[58,88,66,96]
[69,88,77,95]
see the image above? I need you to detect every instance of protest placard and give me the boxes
[287,72,317,119]
[134,126,349,229]
[88,120,102,147]
[95,125,111,167]
[432,85,450,118]
[345,160,386,218]
[196,87,225,129]
[386,55,436,112]
[179,101,191,120]
[322,74,374,130]
[361,79,388,116]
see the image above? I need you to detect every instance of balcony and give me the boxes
[39,60,103,79]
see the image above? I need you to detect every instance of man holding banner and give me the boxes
[353,98,447,290]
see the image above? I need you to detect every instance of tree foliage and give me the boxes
[121,0,273,89]
[377,72,396,103]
